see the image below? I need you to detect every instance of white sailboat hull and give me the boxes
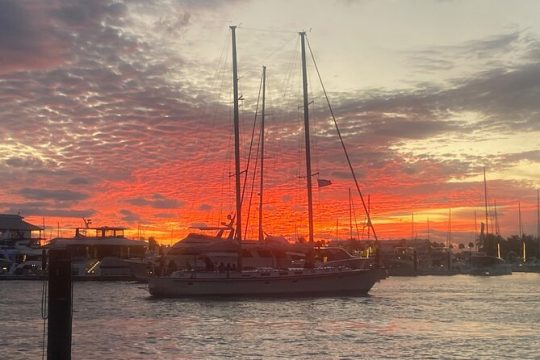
[148,267,387,297]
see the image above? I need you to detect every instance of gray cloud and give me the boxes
[331,57,540,146]
[198,204,212,211]
[0,1,69,74]
[69,177,91,185]
[7,205,95,218]
[120,209,140,222]
[54,0,127,27]
[126,194,184,209]
[154,213,177,219]
[19,188,89,201]
[5,156,46,168]
[503,150,540,163]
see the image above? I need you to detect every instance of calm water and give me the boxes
[1,274,539,359]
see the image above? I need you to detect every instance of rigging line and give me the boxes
[244,116,262,239]
[220,134,234,226]
[240,69,264,236]
[281,36,301,108]
[352,195,361,240]
[237,25,297,34]
[266,35,299,68]
[306,35,379,242]
[208,31,231,225]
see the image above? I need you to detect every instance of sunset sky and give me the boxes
[1,0,539,245]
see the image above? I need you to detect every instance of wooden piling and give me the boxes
[47,249,72,360]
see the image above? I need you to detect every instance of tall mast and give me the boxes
[258,66,266,242]
[519,201,525,262]
[474,210,478,250]
[483,167,489,235]
[349,188,353,240]
[518,201,523,238]
[411,212,415,241]
[537,189,540,259]
[427,217,430,242]
[447,208,452,248]
[300,31,314,243]
[367,195,371,240]
[230,26,242,270]
[494,200,500,235]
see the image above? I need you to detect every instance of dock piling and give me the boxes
[47,249,72,360]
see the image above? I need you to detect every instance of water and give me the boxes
[1,273,539,359]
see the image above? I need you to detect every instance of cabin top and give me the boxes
[75,226,127,238]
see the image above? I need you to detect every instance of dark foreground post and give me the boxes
[48,249,72,360]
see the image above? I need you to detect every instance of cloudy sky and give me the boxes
[1,0,539,244]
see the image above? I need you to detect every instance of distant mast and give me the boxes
[537,189,540,259]
[427,217,430,242]
[230,25,242,270]
[519,201,525,262]
[258,66,266,242]
[300,31,314,243]
[474,210,478,250]
[494,200,500,235]
[411,212,415,242]
[447,208,452,248]
[483,167,489,235]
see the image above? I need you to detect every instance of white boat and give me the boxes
[0,214,45,275]
[148,27,386,297]
[149,267,386,297]
[163,230,373,272]
[48,224,147,277]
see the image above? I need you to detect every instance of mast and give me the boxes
[300,31,314,243]
[367,195,371,240]
[483,167,489,235]
[349,188,353,240]
[447,208,452,248]
[427,217,430,242]
[518,201,523,238]
[230,26,242,270]
[537,189,540,259]
[474,210,478,250]
[258,66,266,242]
[411,212,414,241]
[519,201,525,262]
[494,200,500,235]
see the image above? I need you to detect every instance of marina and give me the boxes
[1,1,540,359]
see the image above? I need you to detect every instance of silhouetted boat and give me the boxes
[468,254,512,276]
[149,27,386,297]
[49,223,147,278]
[0,214,45,276]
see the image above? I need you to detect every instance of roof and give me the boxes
[49,237,147,248]
[0,214,42,231]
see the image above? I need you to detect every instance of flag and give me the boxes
[317,178,332,188]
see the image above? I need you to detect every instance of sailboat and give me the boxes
[468,168,512,276]
[148,27,386,297]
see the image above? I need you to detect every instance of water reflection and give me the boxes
[1,274,539,359]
